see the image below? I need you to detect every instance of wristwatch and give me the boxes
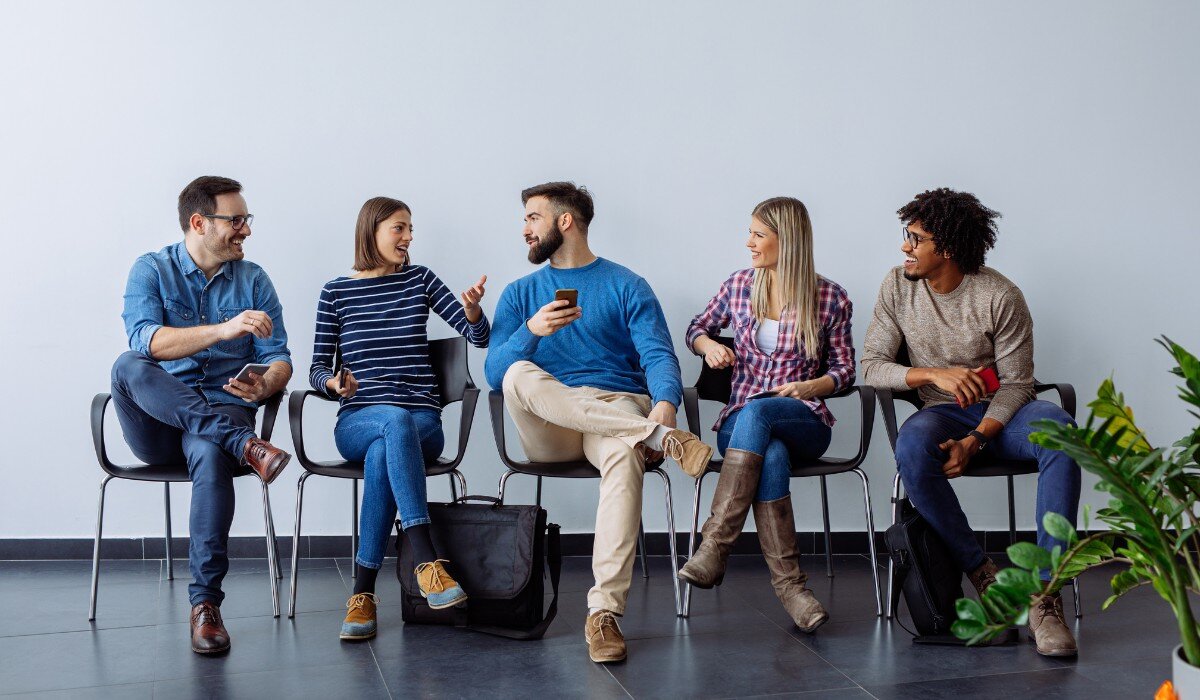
[967,430,989,451]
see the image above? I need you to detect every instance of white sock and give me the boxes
[589,607,602,616]
[641,424,673,451]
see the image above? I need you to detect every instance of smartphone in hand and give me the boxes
[336,366,350,391]
[233,363,271,383]
[976,366,1000,394]
[555,288,578,308]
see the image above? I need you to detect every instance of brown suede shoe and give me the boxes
[662,429,714,478]
[584,610,627,663]
[190,601,230,655]
[340,593,379,640]
[968,557,999,597]
[1028,592,1078,657]
[242,437,291,485]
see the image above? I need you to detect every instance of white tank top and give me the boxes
[755,319,781,354]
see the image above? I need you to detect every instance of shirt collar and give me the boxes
[172,240,234,280]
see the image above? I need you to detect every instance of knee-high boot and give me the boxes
[677,449,762,588]
[754,495,828,633]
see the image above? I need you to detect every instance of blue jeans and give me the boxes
[110,351,259,606]
[894,400,1081,577]
[334,405,444,570]
[717,398,833,501]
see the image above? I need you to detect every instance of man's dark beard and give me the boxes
[902,271,920,281]
[527,223,564,264]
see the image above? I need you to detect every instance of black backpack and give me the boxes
[885,497,967,642]
[395,496,560,640]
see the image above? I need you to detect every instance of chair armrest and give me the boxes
[259,390,286,442]
[875,387,902,452]
[1034,382,1077,420]
[682,387,702,437]
[288,390,335,466]
[823,385,876,467]
[488,390,517,468]
[91,393,113,470]
[441,387,479,470]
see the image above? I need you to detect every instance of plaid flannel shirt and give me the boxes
[685,269,855,430]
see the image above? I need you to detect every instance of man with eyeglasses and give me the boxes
[861,188,1081,657]
[112,175,293,655]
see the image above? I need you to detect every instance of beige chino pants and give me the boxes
[501,360,661,614]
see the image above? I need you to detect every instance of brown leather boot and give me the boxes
[584,610,627,663]
[968,557,999,597]
[1028,592,1078,657]
[242,437,291,485]
[190,601,230,654]
[677,449,763,588]
[754,496,828,633]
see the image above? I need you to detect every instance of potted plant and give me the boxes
[951,336,1200,696]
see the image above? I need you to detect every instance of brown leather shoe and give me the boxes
[662,429,714,478]
[1028,592,1078,657]
[190,601,230,655]
[584,610,627,663]
[677,449,763,588]
[754,496,828,633]
[242,437,291,485]
[968,557,999,597]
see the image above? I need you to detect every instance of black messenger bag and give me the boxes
[885,497,967,641]
[395,496,560,640]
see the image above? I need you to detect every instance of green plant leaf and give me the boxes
[1007,542,1051,570]
[955,597,986,624]
[1043,513,1077,544]
[951,619,984,640]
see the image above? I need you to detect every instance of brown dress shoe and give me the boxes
[1028,592,1078,657]
[968,557,999,597]
[754,496,828,633]
[662,429,715,478]
[190,601,230,655]
[584,610,627,663]
[677,449,763,588]
[242,437,291,485]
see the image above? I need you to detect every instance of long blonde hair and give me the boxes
[750,197,821,355]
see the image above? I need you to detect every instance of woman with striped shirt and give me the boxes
[677,197,855,634]
[309,197,490,641]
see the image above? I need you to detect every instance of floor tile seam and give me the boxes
[365,637,394,700]
[0,677,157,698]
[146,656,382,686]
[854,662,1088,690]
[599,664,636,700]
[0,622,162,641]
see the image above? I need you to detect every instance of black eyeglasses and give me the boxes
[901,226,932,248]
[204,214,254,231]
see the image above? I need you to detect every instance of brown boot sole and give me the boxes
[796,613,829,634]
[1028,634,1077,657]
[191,641,231,655]
[257,454,291,485]
[677,570,723,589]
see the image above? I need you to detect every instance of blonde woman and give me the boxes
[677,197,855,633]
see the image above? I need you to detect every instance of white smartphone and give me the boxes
[233,363,271,383]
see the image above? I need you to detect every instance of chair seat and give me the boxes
[699,454,866,479]
[503,457,666,479]
[101,462,254,482]
[299,456,461,480]
[961,458,1039,478]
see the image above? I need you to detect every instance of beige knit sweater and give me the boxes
[861,266,1035,426]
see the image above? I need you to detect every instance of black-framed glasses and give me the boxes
[204,213,254,231]
[902,226,932,248]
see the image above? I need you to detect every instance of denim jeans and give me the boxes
[894,400,1081,577]
[717,398,833,502]
[110,351,259,606]
[334,405,444,570]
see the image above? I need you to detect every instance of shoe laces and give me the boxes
[1034,594,1063,623]
[662,435,684,462]
[346,592,379,613]
[590,611,620,641]
[192,603,221,627]
[415,559,452,593]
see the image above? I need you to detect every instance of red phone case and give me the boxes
[977,366,1000,394]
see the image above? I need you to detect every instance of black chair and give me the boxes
[680,336,881,618]
[489,390,684,617]
[878,344,1082,619]
[89,390,286,620]
[286,336,479,617]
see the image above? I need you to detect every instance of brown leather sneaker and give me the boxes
[584,610,627,663]
[1028,592,1078,657]
[968,557,999,597]
[190,601,230,655]
[340,593,379,640]
[242,437,291,485]
[662,429,714,478]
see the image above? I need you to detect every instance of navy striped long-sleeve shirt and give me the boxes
[308,265,489,414]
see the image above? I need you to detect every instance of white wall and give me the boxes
[1,0,1197,541]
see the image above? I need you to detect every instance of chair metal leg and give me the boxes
[637,522,649,578]
[350,479,359,578]
[497,470,517,504]
[1072,576,1082,618]
[820,476,834,578]
[649,468,682,617]
[88,476,113,621]
[266,490,282,580]
[682,471,708,618]
[535,475,543,507]
[289,472,311,618]
[449,473,458,501]
[163,483,174,581]
[853,468,883,616]
[1007,475,1016,543]
[259,478,280,618]
[453,470,468,501]
[886,472,902,619]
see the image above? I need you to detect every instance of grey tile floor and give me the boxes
[0,555,1175,698]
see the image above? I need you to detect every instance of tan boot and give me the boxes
[584,610,627,663]
[968,557,999,597]
[754,496,828,633]
[677,449,763,588]
[1028,592,1077,657]
[662,429,714,478]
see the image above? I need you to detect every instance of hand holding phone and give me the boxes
[975,366,1000,394]
[528,292,582,337]
[329,366,357,398]
[554,288,578,308]
[233,363,271,384]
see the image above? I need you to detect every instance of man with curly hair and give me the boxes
[862,187,1081,656]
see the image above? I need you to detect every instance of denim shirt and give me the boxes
[121,241,291,407]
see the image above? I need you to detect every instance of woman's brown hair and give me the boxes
[353,196,412,271]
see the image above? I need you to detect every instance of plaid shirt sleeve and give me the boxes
[822,285,855,392]
[686,273,737,352]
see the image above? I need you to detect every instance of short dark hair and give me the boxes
[178,176,243,233]
[521,181,594,231]
[897,188,1000,274]
[354,196,412,271]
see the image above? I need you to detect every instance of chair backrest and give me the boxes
[891,341,924,408]
[693,336,736,405]
[429,336,475,406]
